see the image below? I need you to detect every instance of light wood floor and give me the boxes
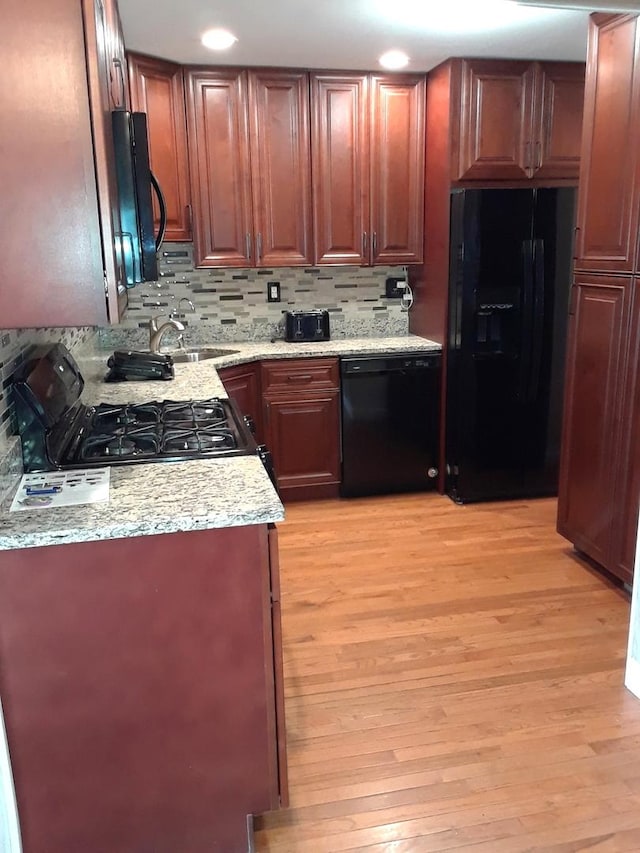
[254,494,639,853]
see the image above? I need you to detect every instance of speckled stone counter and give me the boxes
[0,334,439,550]
[0,456,283,550]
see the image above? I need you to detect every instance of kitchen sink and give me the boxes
[170,347,240,363]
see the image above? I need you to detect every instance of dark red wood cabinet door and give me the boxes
[218,362,263,443]
[533,62,585,181]
[248,70,313,267]
[574,15,640,273]
[557,274,633,574]
[311,73,369,265]
[455,59,535,181]
[370,75,426,265]
[264,391,341,493]
[128,53,192,241]
[610,278,640,583]
[186,68,253,267]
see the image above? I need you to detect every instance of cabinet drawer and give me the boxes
[261,358,339,394]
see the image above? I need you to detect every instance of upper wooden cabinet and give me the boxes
[104,0,129,110]
[453,59,584,182]
[370,75,426,264]
[311,72,425,266]
[186,68,312,268]
[574,15,640,274]
[128,53,192,242]
[311,74,369,265]
[1,0,128,328]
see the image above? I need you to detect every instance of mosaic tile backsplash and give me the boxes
[104,243,410,348]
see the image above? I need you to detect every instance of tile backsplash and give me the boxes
[103,243,410,348]
[0,251,412,452]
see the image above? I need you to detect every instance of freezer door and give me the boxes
[446,187,576,503]
[521,187,576,495]
[447,188,535,502]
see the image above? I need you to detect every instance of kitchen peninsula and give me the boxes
[0,333,438,853]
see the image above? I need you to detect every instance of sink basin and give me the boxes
[170,347,240,363]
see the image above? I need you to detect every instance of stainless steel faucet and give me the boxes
[148,315,186,353]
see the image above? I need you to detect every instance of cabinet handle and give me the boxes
[535,141,542,171]
[246,232,252,261]
[572,226,581,261]
[186,204,193,235]
[113,58,126,107]
[287,374,313,382]
[362,231,368,259]
[256,232,263,263]
[372,231,377,259]
[525,140,532,175]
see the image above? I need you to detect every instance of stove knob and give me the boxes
[243,415,256,435]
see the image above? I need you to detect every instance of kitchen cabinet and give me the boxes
[454,59,584,182]
[186,68,312,268]
[557,274,633,575]
[0,524,286,852]
[1,0,125,327]
[573,15,640,274]
[262,358,340,500]
[219,361,263,442]
[128,53,192,242]
[311,72,425,265]
[104,0,129,110]
[557,14,640,584]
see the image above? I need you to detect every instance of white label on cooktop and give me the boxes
[10,469,110,512]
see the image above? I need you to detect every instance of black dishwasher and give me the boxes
[340,353,441,497]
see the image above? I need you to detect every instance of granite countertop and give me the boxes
[0,334,440,551]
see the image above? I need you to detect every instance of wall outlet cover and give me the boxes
[385,277,406,298]
[267,282,281,303]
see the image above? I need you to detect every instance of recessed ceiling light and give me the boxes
[201,28,238,51]
[379,50,410,70]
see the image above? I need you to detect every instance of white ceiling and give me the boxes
[118,0,595,72]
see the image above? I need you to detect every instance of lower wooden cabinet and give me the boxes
[0,525,286,852]
[557,273,637,582]
[262,357,341,500]
[218,362,263,443]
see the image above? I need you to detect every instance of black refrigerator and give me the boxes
[446,187,576,503]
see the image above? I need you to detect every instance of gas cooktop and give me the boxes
[12,344,259,473]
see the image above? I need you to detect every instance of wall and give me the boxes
[101,243,410,348]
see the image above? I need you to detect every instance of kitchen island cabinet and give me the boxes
[0,523,286,853]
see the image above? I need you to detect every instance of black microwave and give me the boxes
[111,110,166,285]
[285,310,331,342]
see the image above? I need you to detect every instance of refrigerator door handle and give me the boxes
[518,239,535,402]
[528,238,546,402]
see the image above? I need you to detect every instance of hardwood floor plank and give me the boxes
[254,495,639,851]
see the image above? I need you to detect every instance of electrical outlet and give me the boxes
[267,281,281,302]
[385,277,406,299]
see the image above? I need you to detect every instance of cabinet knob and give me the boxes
[428,467,438,479]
